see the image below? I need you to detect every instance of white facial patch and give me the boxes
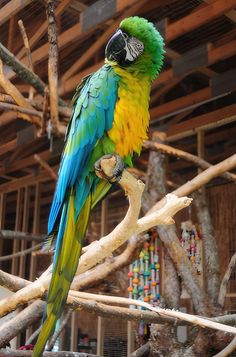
[125,37,144,62]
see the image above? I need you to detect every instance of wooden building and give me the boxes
[0,0,235,356]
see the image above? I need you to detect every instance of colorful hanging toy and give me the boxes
[128,229,161,336]
[179,220,202,275]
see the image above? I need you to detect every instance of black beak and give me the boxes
[105,29,127,64]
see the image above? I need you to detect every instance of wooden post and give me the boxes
[70,310,78,352]
[19,186,30,278]
[11,189,24,275]
[127,321,135,355]
[29,183,41,281]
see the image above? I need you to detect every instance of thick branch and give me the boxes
[0,300,45,348]
[149,153,236,214]
[218,252,236,307]
[143,140,236,183]
[46,0,59,132]
[68,291,236,335]
[0,270,30,292]
[194,190,220,307]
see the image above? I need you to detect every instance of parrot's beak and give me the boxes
[105,29,127,64]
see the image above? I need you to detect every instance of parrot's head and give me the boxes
[105,16,165,80]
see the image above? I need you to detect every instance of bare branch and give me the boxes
[0,300,45,348]
[0,243,42,262]
[143,140,236,183]
[0,230,44,242]
[46,0,59,132]
[218,252,236,307]
[213,336,236,357]
[68,291,236,335]
[148,153,236,214]
[0,59,41,126]
[0,42,67,107]
[0,270,30,292]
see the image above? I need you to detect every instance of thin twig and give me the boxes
[218,252,236,307]
[0,102,42,118]
[0,243,42,262]
[18,19,34,100]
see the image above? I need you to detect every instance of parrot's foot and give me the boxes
[95,154,125,183]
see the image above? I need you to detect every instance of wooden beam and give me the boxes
[0,164,58,193]
[155,39,236,88]
[150,87,212,119]
[165,0,236,43]
[0,0,31,27]
[0,139,16,156]
[167,103,236,141]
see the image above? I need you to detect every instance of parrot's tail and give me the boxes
[33,191,91,357]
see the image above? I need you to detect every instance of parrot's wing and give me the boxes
[48,65,119,235]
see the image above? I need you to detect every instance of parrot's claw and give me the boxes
[95,154,125,183]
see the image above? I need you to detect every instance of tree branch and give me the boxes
[218,252,236,307]
[0,157,191,317]
[0,42,67,107]
[0,243,42,262]
[213,336,236,357]
[143,140,236,183]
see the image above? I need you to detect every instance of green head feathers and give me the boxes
[105,16,165,80]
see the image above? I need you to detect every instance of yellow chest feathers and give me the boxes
[108,68,151,158]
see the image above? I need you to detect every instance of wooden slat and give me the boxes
[19,186,30,278]
[0,0,31,27]
[167,103,236,141]
[0,165,57,193]
[11,188,24,275]
[166,0,236,43]
[0,139,16,156]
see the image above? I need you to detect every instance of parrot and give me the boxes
[33,16,164,356]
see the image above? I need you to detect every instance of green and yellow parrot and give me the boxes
[33,16,164,356]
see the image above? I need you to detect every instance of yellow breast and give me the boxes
[108,67,151,158]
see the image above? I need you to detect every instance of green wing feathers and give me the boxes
[33,192,91,357]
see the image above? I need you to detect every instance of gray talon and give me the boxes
[95,154,125,183]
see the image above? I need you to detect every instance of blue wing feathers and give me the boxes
[48,65,119,235]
